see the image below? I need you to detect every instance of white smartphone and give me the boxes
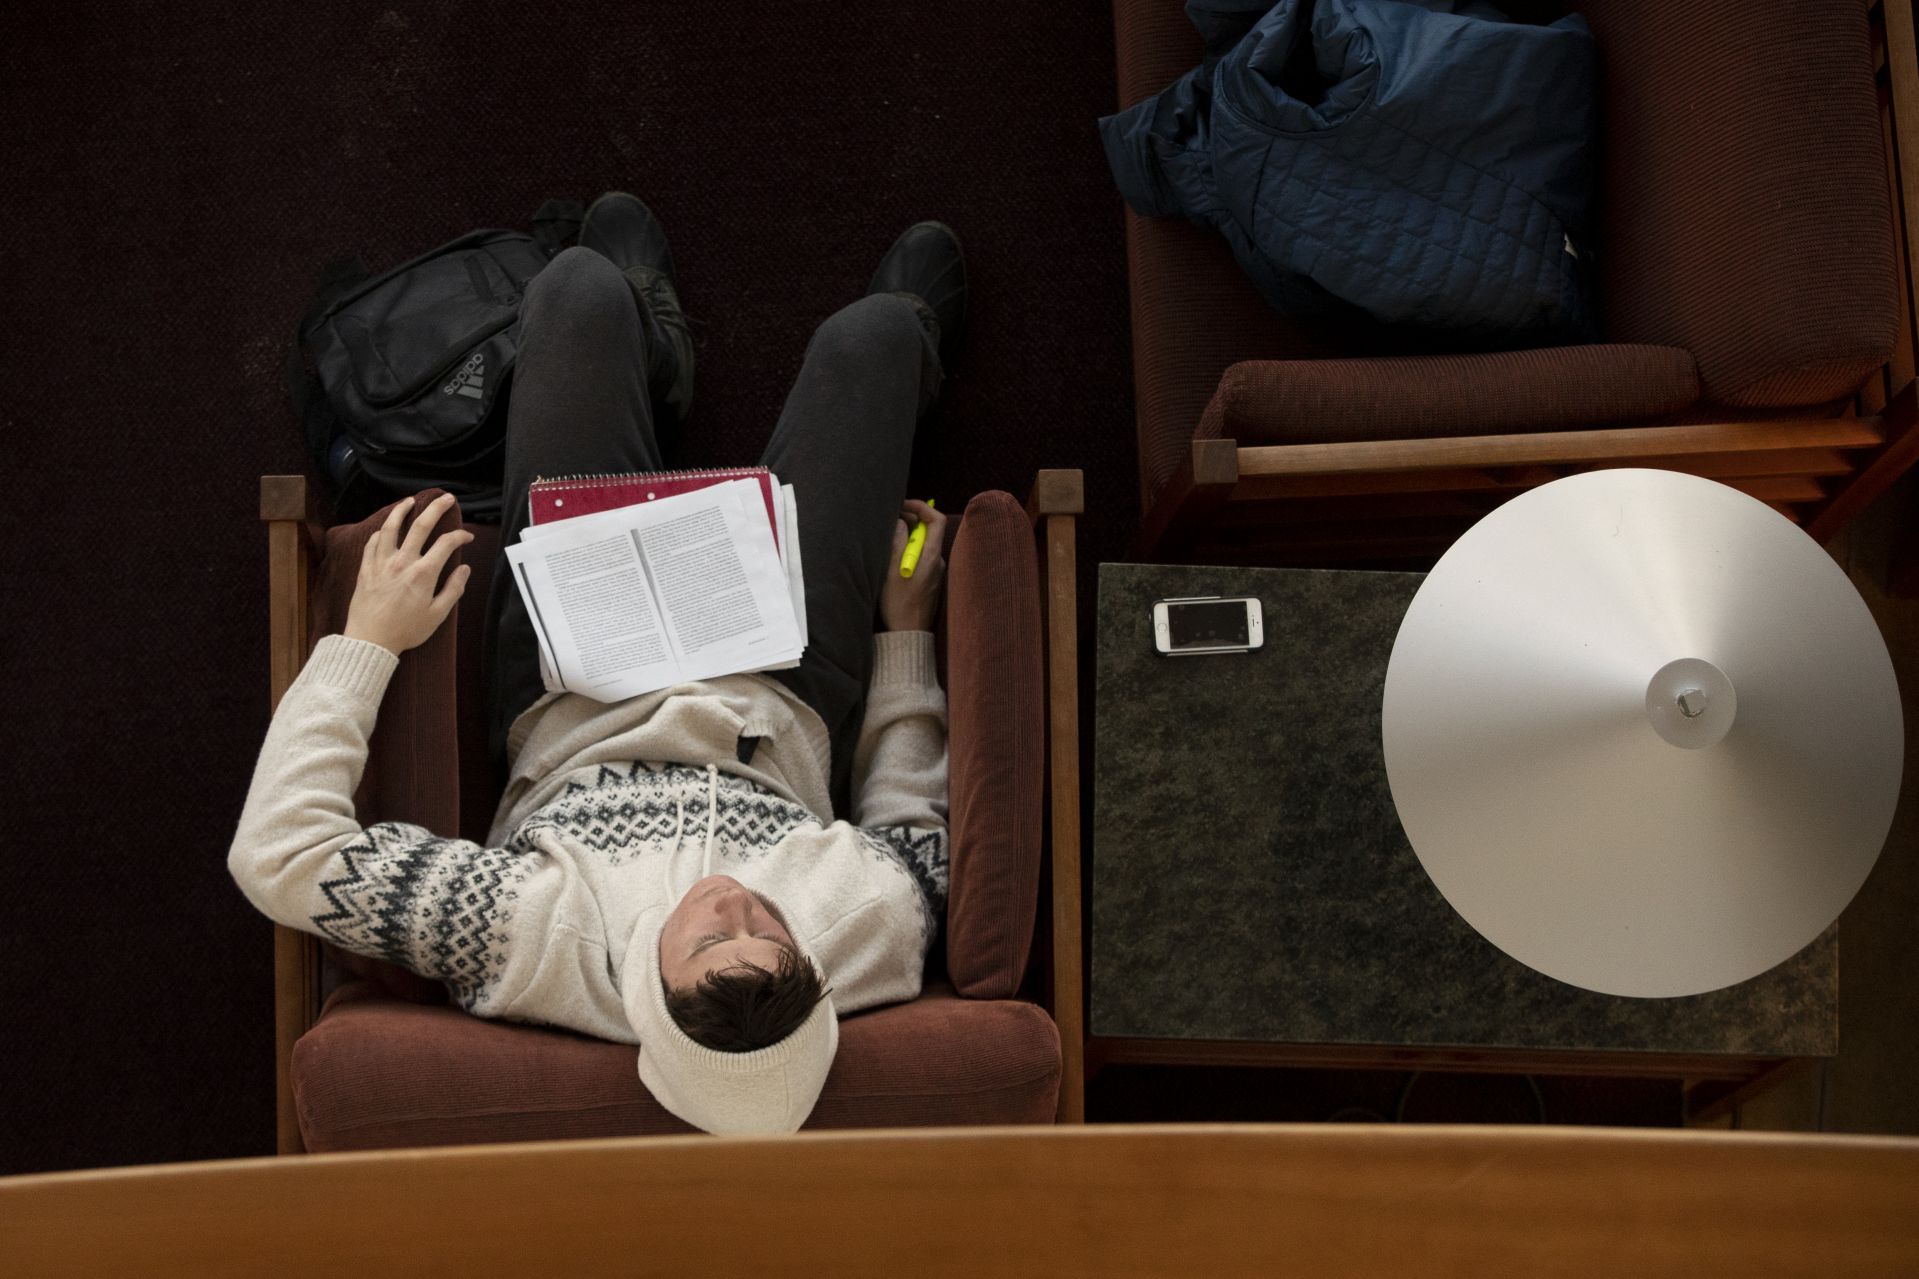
[1153,595,1264,656]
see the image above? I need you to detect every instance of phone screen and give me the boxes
[1166,600,1251,650]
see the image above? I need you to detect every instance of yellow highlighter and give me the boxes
[899,499,935,578]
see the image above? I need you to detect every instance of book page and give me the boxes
[628,480,803,680]
[503,525,680,701]
[782,483,808,648]
[508,477,804,694]
[733,483,805,674]
[519,559,563,694]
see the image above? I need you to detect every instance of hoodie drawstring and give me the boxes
[702,763,718,877]
[671,764,724,886]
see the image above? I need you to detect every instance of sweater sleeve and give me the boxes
[848,630,950,928]
[226,634,545,1014]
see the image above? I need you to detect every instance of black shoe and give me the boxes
[866,221,966,367]
[579,191,695,434]
[580,190,675,279]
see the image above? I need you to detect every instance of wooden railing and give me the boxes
[5,1126,1916,1275]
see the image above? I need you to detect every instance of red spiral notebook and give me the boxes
[527,466,780,550]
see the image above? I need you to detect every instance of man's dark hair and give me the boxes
[664,943,830,1052]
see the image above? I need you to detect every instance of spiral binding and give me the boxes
[529,465,768,493]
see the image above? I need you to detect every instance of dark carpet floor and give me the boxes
[0,0,1138,1175]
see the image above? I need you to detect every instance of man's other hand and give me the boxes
[343,493,475,656]
[881,499,947,632]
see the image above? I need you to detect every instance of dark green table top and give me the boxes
[1089,563,1836,1056]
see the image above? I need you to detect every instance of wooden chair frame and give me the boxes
[260,469,1087,1153]
[1134,1,1919,564]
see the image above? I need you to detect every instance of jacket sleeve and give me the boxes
[848,630,950,929]
[226,634,546,1014]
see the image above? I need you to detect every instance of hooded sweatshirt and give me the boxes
[227,630,948,1134]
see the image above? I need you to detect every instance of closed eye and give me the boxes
[690,931,781,959]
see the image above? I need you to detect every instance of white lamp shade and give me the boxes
[1382,469,1903,998]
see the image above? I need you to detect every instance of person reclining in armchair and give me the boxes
[228,193,966,1135]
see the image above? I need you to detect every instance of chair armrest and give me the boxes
[943,492,1048,1001]
[1025,470,1084,1123]
[1197,345,1700,446]
[261,475,324,711]
[262,475,324,1155]
[258,476,470,1152]
[307,495,466,838]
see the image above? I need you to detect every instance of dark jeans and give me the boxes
[481,246,942,816]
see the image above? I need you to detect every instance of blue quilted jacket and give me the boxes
[1100,0,1598,342]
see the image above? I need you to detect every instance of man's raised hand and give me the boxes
[343,493,475,656]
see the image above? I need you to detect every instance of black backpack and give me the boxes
[289,199,583,524]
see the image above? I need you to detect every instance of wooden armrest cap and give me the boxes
[1027,469,1085,518]
[261,474,315,523]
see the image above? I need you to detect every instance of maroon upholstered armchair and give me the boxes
[1115,0,1919,562]
[255,469,1086,1153]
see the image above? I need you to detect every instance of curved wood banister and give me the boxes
[5,1125,1916,1274]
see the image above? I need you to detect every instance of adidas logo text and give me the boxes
[442,350,486,400]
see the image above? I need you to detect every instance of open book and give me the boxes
[504,477,807,702]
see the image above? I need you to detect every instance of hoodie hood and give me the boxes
[621,764,839,1135]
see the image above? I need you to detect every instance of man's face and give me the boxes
[658,874,796,993]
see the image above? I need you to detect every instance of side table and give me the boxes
[1088,563,1837,1122]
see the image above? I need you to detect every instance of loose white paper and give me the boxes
[504,478,805,702]
[782,483,807,648]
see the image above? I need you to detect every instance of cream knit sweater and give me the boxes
[227,631,949,1051]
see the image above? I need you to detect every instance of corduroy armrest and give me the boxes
[308,490,469,1005]
[1196,344,1701,446]
[940,492,1046,1000]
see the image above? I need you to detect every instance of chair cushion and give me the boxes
[294,980,1061,1150]
[1570,0,1894,406]
[1197,345,1702,446]
[941,492,1047,999]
